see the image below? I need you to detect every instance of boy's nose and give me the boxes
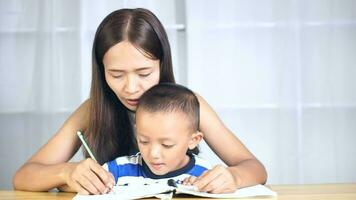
[149,145,161,159]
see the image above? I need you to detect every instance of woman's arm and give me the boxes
[12,100,115,194]
[193,94,267,193]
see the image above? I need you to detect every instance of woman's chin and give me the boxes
[124,103,137,112]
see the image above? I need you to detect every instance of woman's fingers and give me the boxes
[196,173,220,192]
[209,178,234,194]
[67,158,114,194]
[89,160,115,189]
[82,168,107,194]
[85,158,115,194]
[79,174,101,194]
[72,181,90,195]
[193,165,237,193]
[182,176,197,185]
[194,166,220,191]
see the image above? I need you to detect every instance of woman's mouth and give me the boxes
[127,99,139,106]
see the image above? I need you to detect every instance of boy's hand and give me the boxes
[182,165,238,194]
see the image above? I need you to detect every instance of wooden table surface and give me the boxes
[1,183,355,200]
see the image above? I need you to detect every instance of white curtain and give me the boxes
[0,0,182,189]
[186,0,356,184]
[0,0,82,190]
[1,0,355,190]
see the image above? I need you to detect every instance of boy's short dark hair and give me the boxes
[137,83,200,154]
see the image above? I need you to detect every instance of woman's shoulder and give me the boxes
[194,92,213,112]
[68,99,91,130]
[79,98,91,111]
[194,92,221,124]
[56,99,91,137]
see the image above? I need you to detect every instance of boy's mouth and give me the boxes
[150,162,165,171]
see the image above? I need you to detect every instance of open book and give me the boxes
[73,177,277,200]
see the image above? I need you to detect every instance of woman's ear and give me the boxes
[188,131,203,150]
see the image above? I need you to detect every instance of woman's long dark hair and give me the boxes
[86,8,175,164]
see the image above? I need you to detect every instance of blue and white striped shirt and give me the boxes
[103,153,211,184]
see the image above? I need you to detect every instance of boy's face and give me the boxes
[136,110,201,175]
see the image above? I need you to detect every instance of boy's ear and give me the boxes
[188,131,203,150]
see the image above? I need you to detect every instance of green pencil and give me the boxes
[76,131,97,162]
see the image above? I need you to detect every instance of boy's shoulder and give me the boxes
[113,153,143,165]
[103,153,143,170]
[193,154,212,169]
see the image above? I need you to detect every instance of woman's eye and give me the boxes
[139,73,151,77]
[139,140,148,145]
[162,144,174,148]
[111,74,123,79]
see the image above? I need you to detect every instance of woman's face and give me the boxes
[103,41,160,111]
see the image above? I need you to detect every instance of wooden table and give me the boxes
[1,183,355,200]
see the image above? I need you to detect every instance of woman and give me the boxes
[13,8,267,195]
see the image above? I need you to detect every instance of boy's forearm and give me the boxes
[228,159,267,188]
[13,162,73,191]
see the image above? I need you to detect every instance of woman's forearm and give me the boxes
[228,158,267,188]
[13,162,75,191]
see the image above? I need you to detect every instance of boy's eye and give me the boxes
[162,144,174,148]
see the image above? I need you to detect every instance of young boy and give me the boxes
[103,83,211,184]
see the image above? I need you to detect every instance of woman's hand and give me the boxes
[182,165,239,194]
[61,158,115,195]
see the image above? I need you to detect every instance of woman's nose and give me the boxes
[124,75,139,94]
